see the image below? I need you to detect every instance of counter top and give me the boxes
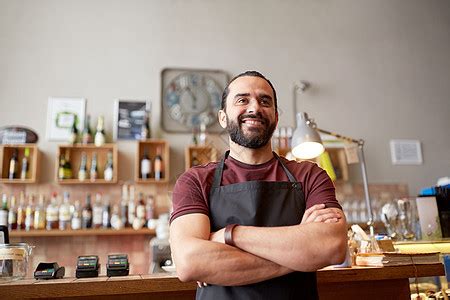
[0,264,445,299]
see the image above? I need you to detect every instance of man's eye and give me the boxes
[260,100,271,106]
[237,98,247,104]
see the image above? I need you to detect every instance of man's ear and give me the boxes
[218,110,227,129]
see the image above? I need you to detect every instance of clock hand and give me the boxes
[186,87,198,110]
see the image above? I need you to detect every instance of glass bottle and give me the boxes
[24,195,35,231]
[82,115,92,144]
[154,147,164,181]
[199,122,206,145]
[110,204,123,230]
[133,192,146,230]
[94,116,106,147]
[0,194,8,227]
[8,195,17,230]
[90,152,98,182]
[69,117,79,145]
[140,150,151,179]
[58,154,65,180]
[71,200,82,230]
[78,152,88,181]
[8,149,19,179]
[102,196,111,229]
[140,112,151,140]
[59,150,73,180]
[46,192,59,230]
[104,151,113,181]
[17,192,26,230]
[120,184,129,227]
[20,148,30,180]
[92,193,103,229]
[81,194,93,229]
[64,150,73,179]
[146,194,156,228]
[59,192,72,230]
[33,195,46,230]
[128,185,136,226]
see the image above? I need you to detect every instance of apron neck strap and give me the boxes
[212,151,298,188]
[272,152,298,183]
[211,150,229,188]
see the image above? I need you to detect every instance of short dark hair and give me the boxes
[221,71,278,112]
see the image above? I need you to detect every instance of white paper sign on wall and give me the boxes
[390,139,423,165]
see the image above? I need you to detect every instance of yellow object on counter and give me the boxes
[395,240,450,254]
[319,151,337,181]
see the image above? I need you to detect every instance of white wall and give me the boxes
[0,0,449,195]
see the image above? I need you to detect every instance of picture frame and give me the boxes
[46,97,86,141]
[113,99,151,141]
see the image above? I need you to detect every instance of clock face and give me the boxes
[164,72,222,128]
[161,69,228,133]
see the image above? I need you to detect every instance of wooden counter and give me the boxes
[0,264,445,300]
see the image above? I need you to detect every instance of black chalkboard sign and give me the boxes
[113,100,151,140]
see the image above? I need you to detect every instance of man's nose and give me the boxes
[246,99,261,114]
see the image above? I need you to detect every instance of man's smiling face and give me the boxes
[219,76,278,149]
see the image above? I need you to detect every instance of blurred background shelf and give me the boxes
[10,228,155,237]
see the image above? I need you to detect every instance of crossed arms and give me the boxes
[170,204,348,286]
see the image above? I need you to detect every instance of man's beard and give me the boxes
[226,112,276,149]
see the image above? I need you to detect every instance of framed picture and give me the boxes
[46,97,86,141]
[114,99,151,140]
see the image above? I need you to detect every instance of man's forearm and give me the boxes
[172,236,292,286]
[232,220,347,272]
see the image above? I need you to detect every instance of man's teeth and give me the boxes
[244,120,262,125]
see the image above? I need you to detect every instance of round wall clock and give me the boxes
[161,68,229,133]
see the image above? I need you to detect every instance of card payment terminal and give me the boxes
[76,255,100,278]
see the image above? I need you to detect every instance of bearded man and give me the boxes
[169,71,347,300]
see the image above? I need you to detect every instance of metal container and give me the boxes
[0,243,33,281]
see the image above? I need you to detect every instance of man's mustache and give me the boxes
[238,113,268,125]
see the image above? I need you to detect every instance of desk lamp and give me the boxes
[291,83,375,236]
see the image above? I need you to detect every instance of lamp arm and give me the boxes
[315,128,362,145]
[358,144,374,236]
[315,127,374,236]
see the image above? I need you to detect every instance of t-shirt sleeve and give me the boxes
[302,162,342,210]
[170,169,210,224]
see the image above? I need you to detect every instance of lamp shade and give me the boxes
[291,112,324,159]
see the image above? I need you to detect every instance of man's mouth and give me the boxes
[241,118,264,126]
[239,114,267,127]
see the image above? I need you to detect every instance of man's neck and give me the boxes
[228,139,274,165]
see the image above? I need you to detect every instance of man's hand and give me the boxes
[301,204,342,224]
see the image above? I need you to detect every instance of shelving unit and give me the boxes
[10,228,155,238]
[184,145,217,170]
[56,144,118,184]
[135,139,169,184]
[0,144,39,183]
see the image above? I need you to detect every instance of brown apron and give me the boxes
[196,151,318,300]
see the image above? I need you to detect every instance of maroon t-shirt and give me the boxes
[170,154,341,223]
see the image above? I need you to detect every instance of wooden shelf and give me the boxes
[57,179,118,185]
[10,228,155,237]
[56,143,118,184]
[0,144,39,183]
[184,145,217,170]
[135,139,169,184]
[0,179,36,184]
